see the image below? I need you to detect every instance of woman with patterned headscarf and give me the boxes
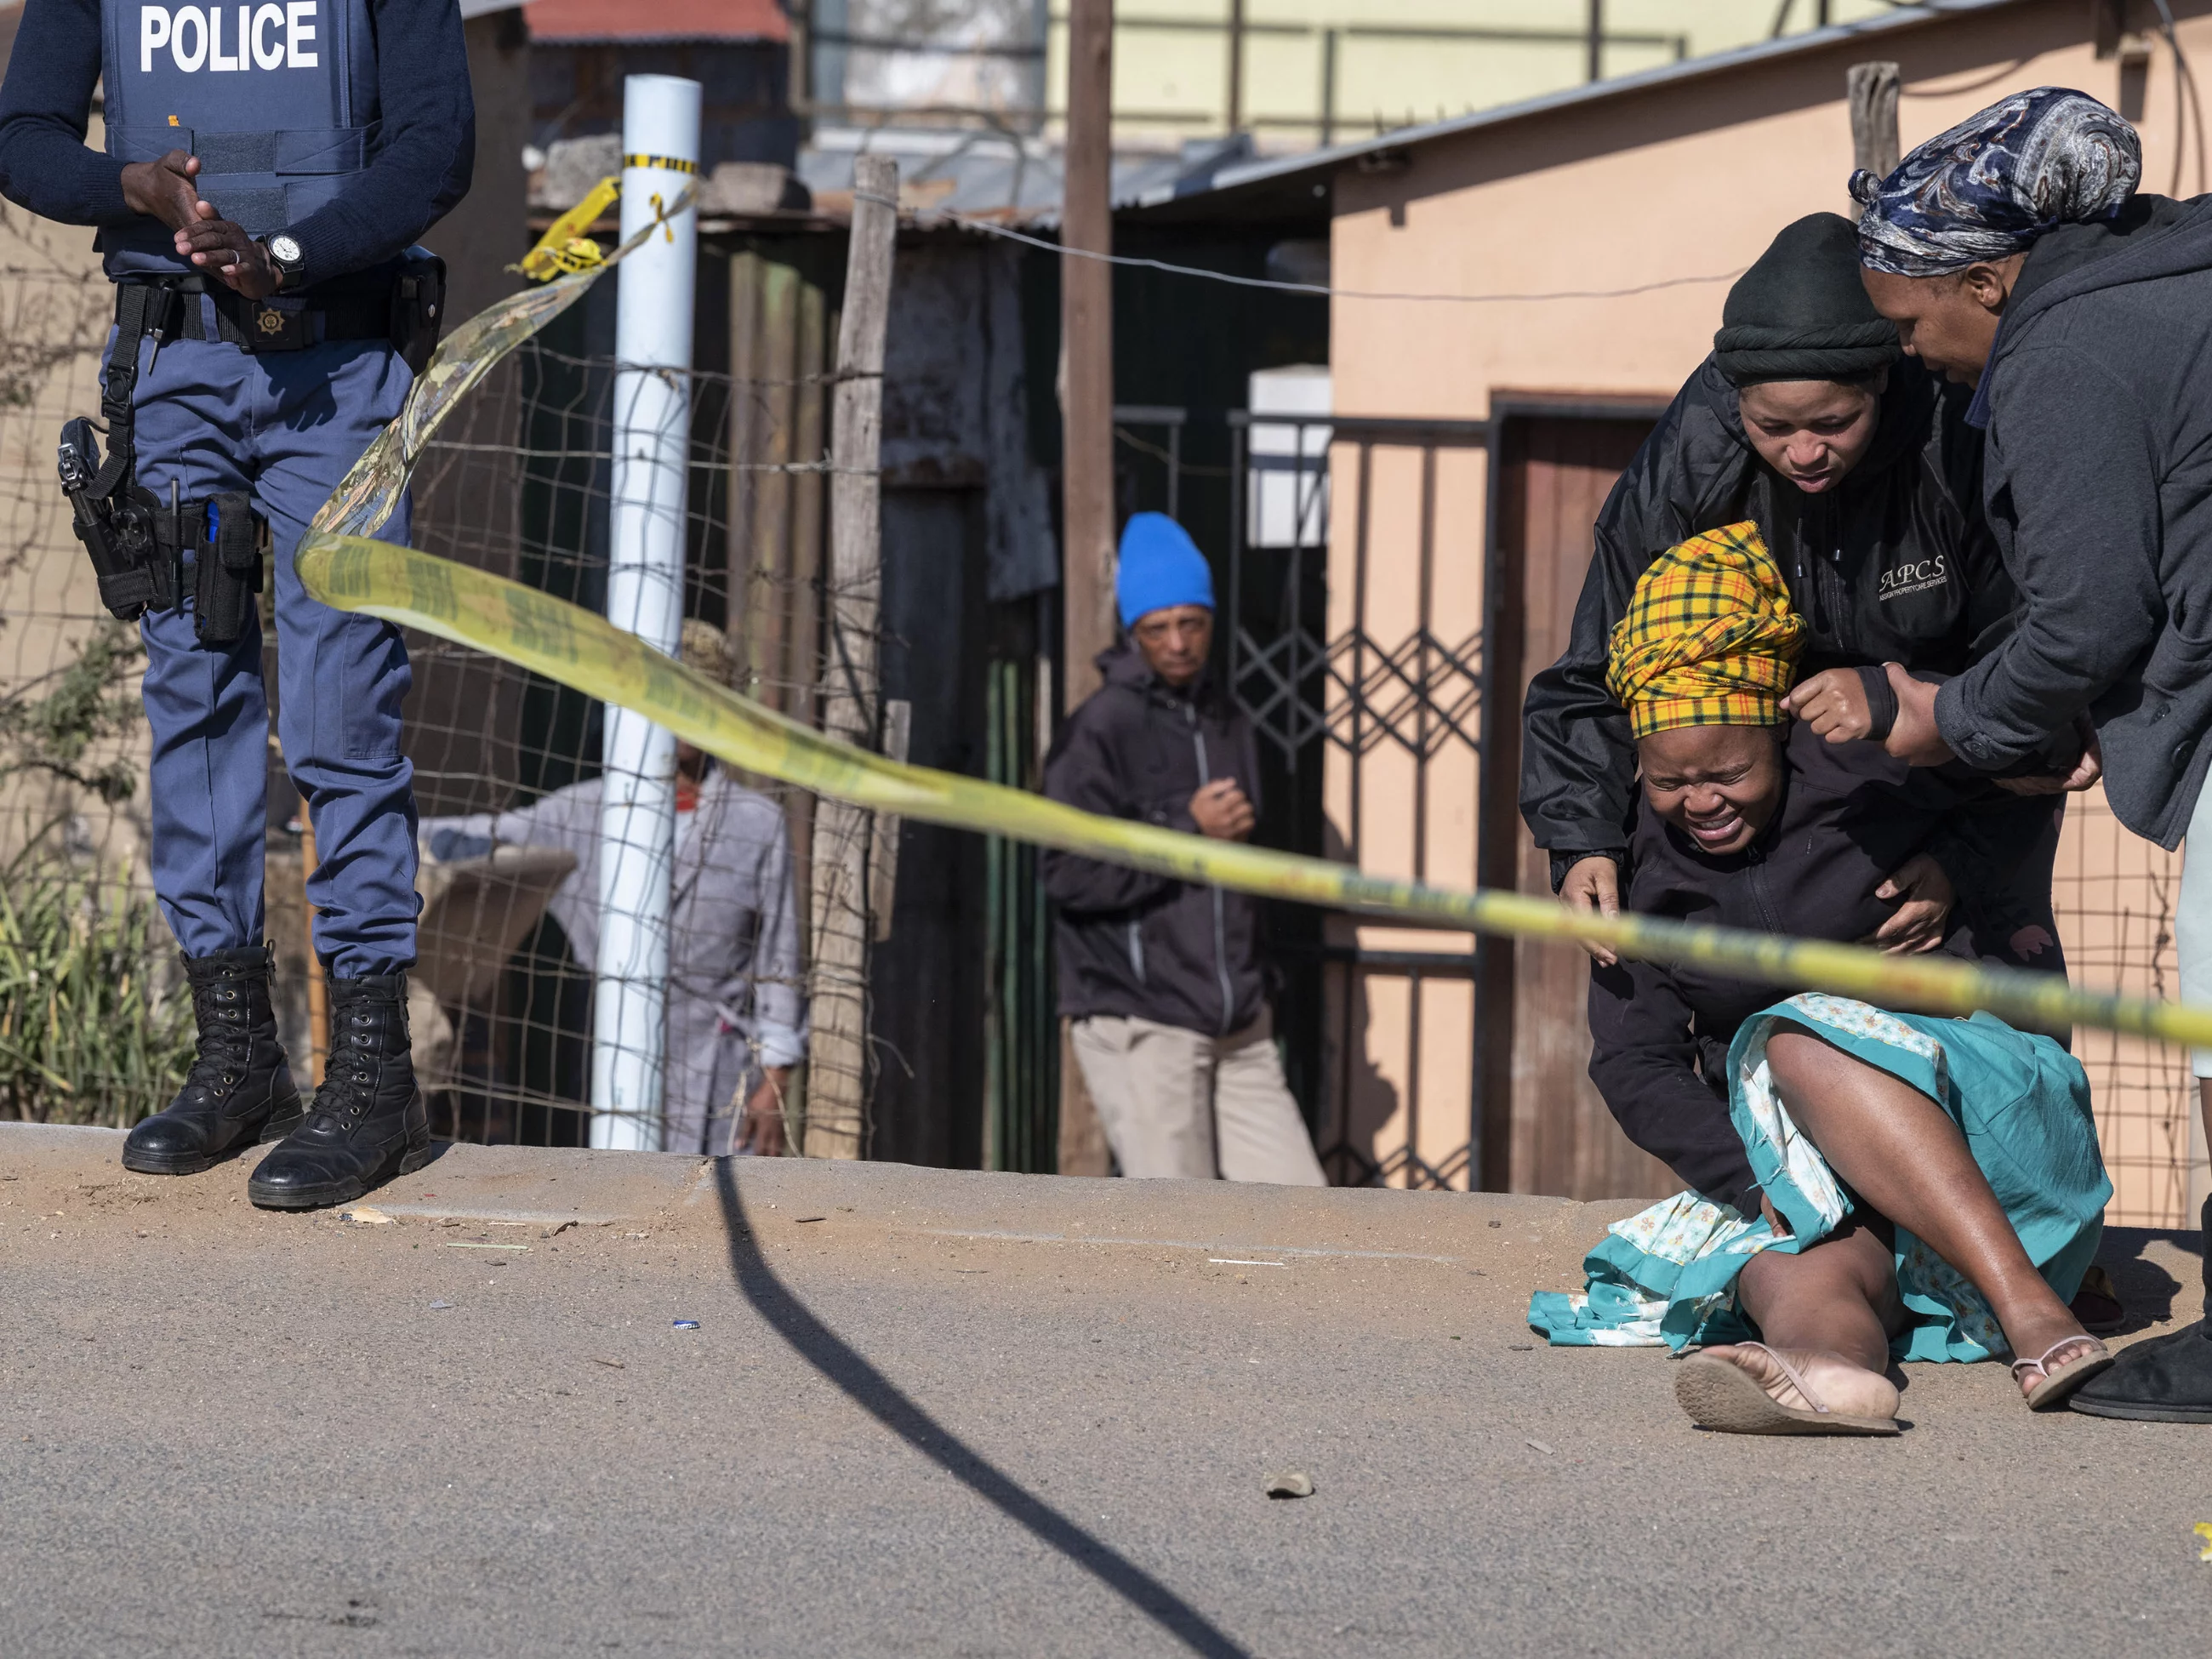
[1856,88,2212,1423]
[1521,212,2084,997]
[1528,525,2112,1436]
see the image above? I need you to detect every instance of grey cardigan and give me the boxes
[423,769,807,1153]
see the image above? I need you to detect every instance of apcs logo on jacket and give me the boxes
[1877,552,1951,601]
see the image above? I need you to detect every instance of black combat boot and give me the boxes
[247,972,430,1210]
[123,945,303,1175]
[2071,1195,2212,1422]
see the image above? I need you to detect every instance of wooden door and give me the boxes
[1484,414,1677,1200]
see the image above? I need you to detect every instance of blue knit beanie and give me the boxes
[1115,512,1215,629]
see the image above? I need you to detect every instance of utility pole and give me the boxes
[1320,28,1338,148]
[1226,0,1246,135]
[1062,0,1116,713]
[1058,0,1116,1177]
[805,151,899,1160]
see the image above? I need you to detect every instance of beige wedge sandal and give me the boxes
[1675,1342,1902,1436]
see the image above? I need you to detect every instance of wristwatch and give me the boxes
[260,231,305,291]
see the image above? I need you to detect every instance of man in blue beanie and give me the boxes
[1042,513,1325,1185]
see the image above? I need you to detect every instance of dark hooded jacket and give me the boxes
[1519,356,2016,866]
[1935,193,2212,848]
[1588,721,2051,1213]
[1043,643,1265,1036]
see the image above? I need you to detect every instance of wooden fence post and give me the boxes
[1847,61,1901,179]
[802,153,898,1160]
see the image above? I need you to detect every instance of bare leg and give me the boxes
[1736,1217,1903,1372]
[1764,1024,2092,1399]
[1699,1217,1904,1421]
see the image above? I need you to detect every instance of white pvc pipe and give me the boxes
[592,75,700,1151]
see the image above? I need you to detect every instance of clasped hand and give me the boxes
[1784,664,2101,792]
[1189,778,1256,841]
[119,151,281,299]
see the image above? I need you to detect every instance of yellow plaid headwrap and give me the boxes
[1605,522,1806,738]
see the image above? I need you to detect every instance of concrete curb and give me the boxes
[0,1122,1642,1261]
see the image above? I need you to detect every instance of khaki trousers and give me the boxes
[1069,1010,1327,1186]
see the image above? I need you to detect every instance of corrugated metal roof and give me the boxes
[523,0,789,45]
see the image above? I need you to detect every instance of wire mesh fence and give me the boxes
[2050,788,2202,1227]
[0,207,876,1160]
[0,215,188,1125]
[370,324,872,1160]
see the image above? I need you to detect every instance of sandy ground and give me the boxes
[3,1121,2209,1657]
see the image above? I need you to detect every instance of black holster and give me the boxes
[60,419,173,622]
[391,252,447,376]
[191,491,265,645]
[59,282,178,623]
[62,283,272,637]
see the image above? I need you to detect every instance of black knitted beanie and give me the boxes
[1713,213,1901,386]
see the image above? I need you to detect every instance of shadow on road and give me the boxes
[711,1158,1250,1659]
[2097,1225,2196,1331]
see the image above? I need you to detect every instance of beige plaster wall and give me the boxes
[1050,0,1901,151]
[1322,0,2212,1221]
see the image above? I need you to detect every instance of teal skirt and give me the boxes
[1527,993,2112,1363]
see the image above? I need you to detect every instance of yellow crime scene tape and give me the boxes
[294,187,2212,1054]
[513,175,620,282]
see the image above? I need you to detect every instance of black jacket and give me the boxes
[1043,644,1264,1035]
[1587,722,2048,1214]
[1936,194,2212,848]
[1520,356,2013,862]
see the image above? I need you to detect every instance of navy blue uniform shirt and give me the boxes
[0,0,474,286]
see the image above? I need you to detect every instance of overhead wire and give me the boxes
[932,210,1747,303]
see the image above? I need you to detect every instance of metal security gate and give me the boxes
[1117,398,1668,1194]
[1226,411,1491,1188]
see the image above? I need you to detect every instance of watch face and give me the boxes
[269,234,302,264]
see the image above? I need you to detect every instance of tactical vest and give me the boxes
[99,0,379,277]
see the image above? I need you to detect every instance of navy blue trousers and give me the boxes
[112,299,420,977]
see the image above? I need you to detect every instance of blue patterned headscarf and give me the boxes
[1850,88,2141,276]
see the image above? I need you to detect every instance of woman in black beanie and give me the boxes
[1519,212,2086,989]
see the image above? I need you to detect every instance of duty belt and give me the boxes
[60,259,443,640]
[112,276,396,354]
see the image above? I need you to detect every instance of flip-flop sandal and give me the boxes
[1674,1342,1901,1437]
[2013,1335,2113,1411]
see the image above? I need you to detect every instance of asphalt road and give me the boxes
[3,1122,2209,1657]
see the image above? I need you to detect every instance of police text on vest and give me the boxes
[140,4,319,74]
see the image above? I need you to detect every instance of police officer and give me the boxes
[0,0,474,1206]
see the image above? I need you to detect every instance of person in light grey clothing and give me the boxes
[424,626,807,1155]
